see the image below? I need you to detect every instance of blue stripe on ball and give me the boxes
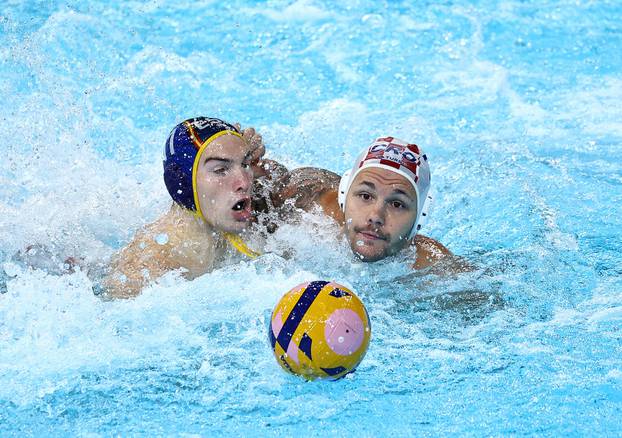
[275,280,328,353]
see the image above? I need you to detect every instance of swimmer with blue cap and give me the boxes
[103,117,285,299]
[271,136,459,269]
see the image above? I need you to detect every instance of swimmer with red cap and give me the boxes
[272,136,455,269]
[103,117,285,299]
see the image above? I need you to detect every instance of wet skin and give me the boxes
[344,168,417,262]
[195,134,254,233]
[103,128,281,299]
[270,166,454,269]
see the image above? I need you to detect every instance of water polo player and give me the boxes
[103,117,283,298]
[271,136,453,269]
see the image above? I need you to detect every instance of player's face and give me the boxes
[195,134,254,233]
[344,168,417,261]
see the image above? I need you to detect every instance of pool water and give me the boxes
[1,0,621,435]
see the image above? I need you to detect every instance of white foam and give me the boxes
[432,60,509,106]
[587,306,622,326]
[513,342,554,355]
[263,98,371,170]
[243,0,332,22]
[0,256,324,405]
[606,369,622,380]
[560,77,622,137]
[263,98,441,173]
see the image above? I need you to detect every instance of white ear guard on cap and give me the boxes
[411,192,432,239]
[337,169,352,211]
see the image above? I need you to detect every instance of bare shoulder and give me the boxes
[253,158,289,181]
[103,217,172,299]
[412,235,475,274]
[103,206,213,299]
[412,235,453,269]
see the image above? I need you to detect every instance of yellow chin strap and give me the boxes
[223,232,261,259]
[188,126,260,260]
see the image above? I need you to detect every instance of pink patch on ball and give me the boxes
[271,311,284,338]
[324,309,365,355]
[286,338,300,364]
[272,310,300,364]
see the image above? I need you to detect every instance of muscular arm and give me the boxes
[270,167,344,222]
[251,159,290,223]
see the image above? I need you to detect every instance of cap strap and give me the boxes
[223,232,261,259]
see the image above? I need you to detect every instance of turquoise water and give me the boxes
[1,0,621,435]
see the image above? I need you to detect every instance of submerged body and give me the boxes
[104,130,460,297]
[103,204,236,298]
[271,166,453,269]
[103,118,278,299]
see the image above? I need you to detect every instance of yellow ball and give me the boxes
[269,280,371,380]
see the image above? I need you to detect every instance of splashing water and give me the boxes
[1,0,622,435]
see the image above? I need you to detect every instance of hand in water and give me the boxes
[25,245,83,273]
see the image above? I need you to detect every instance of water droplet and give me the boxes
[338,336,344,343]
[154,233,169,245]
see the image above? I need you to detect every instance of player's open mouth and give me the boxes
[231,197,252,222]
[232,198,249,211]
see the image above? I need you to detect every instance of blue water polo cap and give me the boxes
[163,117,242,215]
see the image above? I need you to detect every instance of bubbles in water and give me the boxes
[338,336,344,343]
[0,1,619,434]
[154,233,169,245]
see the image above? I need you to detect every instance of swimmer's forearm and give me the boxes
[253,158,288,180]
[270,167,340,209]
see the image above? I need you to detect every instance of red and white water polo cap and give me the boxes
[338,136,432,239]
